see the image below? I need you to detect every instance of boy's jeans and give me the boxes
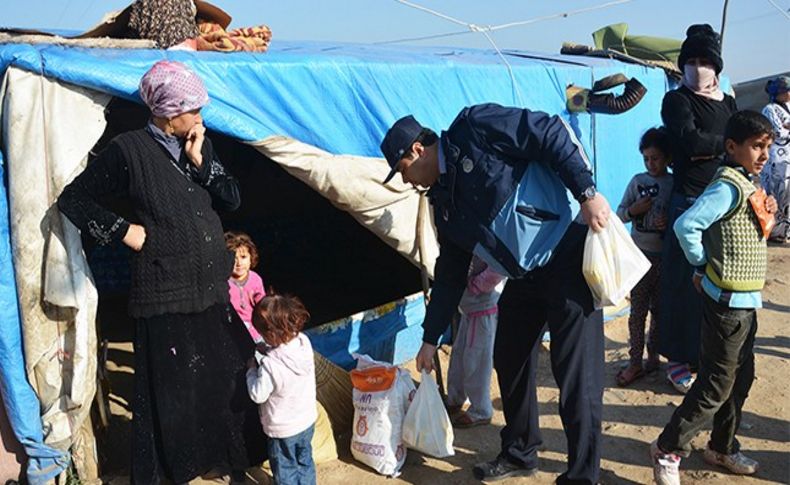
[268,424,316,485]
[657,294,757,455]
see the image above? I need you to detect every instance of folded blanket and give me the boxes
[197,22,272,52]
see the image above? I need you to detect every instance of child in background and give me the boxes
[247,295,317,485]
[650,111,777,484]
[225,231,266,342]
[615,128,673,386]
[446,256,506,427]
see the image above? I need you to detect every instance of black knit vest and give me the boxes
[116,130,234,318]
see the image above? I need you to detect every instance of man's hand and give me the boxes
[629,196,653,217]
[765,195,778,214]
[185,123,206,168]
[581,193,611,232]
[122,223,146,251]
[692,273,703,294]
[415,342,437,373]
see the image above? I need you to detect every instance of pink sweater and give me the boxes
[459,261,506,316]
[246,333,317,438]
[228,271,265,340]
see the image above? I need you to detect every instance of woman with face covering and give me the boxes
[58,61,263,484]
[656,24,738,394]
[760,76,790,242]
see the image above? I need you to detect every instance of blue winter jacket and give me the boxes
[422,103,595,345]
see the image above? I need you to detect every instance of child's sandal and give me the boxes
[616,365,645,387]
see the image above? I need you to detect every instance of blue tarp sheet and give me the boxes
[0,40,693,479]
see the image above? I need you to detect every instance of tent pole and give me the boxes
[720,0,730,50]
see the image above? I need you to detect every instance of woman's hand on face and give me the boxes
[185,123,206,168]
[122,223,146,251]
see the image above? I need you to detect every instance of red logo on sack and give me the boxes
[356,415,368,437]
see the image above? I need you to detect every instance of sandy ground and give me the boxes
[104,244,790,485]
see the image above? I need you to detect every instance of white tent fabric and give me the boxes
[251,136,439,278]
[1,67,110,482]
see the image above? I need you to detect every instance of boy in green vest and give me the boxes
[649,110,778,485]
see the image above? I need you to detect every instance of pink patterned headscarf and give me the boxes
[138,60,209,118]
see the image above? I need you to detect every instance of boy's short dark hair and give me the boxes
[639,127,672,155]
[724,110,774,144]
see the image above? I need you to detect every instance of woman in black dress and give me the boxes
[657,24,737,393]
[58,60,261,484]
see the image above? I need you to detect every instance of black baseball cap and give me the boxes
[380,115,424,184]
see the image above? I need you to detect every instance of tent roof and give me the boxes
[0,40,665,156]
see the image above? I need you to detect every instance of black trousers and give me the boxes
[658,294,757,456]
[494,223,604,485]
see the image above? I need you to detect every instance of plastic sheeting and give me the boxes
[0,42,604,155]
[0,82,70,485]
[306,294,427,370]
[1,66,109,483]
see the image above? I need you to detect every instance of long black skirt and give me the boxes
[131,303,267,484]
[656,192,703,365]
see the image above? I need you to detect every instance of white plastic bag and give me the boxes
[349,354,415,477]
[582,214,651,308]
[402,371,455,457]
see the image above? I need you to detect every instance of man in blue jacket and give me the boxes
[380,103,610,484]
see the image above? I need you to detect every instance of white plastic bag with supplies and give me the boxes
[582,214,651,308]
[349,354,415,477]
[402,370,455,458]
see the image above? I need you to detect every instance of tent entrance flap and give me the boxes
[89,98,424,330]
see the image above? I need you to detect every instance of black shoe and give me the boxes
[472,456,538,481]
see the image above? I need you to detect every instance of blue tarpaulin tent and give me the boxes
[0,39,706,482]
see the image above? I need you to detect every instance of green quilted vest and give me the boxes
[702,166,766,292]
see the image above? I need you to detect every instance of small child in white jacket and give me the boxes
[446,256,506,427]
[247,295,317,485]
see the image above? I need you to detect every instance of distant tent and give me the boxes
[733,72,790,112]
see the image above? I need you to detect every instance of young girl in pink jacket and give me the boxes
[225,231,266,342]
[247,295,317,485]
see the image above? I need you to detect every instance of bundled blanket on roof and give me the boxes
[197,22,273,52]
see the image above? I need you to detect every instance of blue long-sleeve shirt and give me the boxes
[672,180,762,308]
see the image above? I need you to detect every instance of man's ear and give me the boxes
[412,141,425,158]
[724,138,736,156]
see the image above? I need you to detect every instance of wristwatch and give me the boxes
[576,185,597,204]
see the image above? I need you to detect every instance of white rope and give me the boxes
[479,29,524,105]
[373,29,471,46]
[386,0,636,41]
[764,0,790,20]
[488,0,634,31]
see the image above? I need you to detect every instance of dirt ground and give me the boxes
[105,244,790,485]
